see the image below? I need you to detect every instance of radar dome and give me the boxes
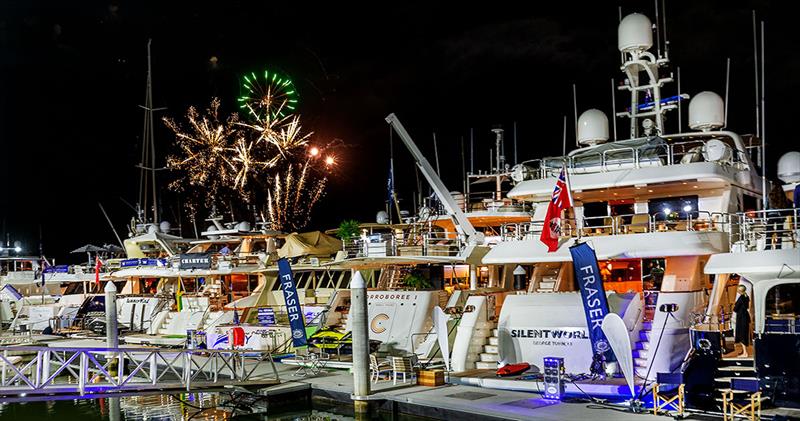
[689,91,724,131]
[236,221,251,232]
[577,109,609,146]
[376,210,389,224]
[778,151,800,184]
[618,13,653,53]
[702,139,732,162]
[159,221,171,233]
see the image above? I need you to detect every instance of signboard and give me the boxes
[277,258,307,347]
[178,253,211,270]
[257,308,276,326]
[569,242,615,362]
[43,265,69,273]
[120,258,167,268]
[303,306,325,324]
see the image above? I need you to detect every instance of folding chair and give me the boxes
[723,378,763,421]
[652,372,685,417]
[370,354,391,383]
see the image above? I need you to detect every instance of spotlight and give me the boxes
[663,207,671,215]
[683,205,692,212]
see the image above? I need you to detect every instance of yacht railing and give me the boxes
[501,211,732,241]
[730,207,798,252]
[343,231,462,258]
[517,137,746,181]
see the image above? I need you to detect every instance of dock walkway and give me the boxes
[266,363,665,421]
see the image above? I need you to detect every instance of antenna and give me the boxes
[469,128,474,174]
[654,0,662,58]
[99,203,125,248]
[513,121,518,165]
[724,58,731,128]
[460,136,466,195]
[677,66,682,133]
[573,84,579,147]
[752,11,761,140]
[562,115,567,155]
[619,7,625,65]
[661,0,669,59]
[761,20,767,210]
[432,132,441,176]
[610,78,618,141]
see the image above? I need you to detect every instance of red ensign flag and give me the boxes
[95,255,102,285]
[540,166,573,252]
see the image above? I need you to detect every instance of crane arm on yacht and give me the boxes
[385,113,484,246]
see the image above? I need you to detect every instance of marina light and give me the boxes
[309,146,320,157]
[14,247,21,253]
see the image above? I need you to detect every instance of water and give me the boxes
[0,393,430,420]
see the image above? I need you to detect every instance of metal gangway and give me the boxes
[0,346,281,398]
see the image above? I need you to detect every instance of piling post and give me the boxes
[105,281,119,349]
[469,265,478,290]
[350,270,371,412]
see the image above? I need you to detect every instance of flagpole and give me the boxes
[562,160,580,242]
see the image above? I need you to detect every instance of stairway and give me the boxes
[475,324,500,370]
[713,357,758,407]
[377,266,405,290]
[536,279,556,293]
[157,312,175,335]
[634,321,652,378]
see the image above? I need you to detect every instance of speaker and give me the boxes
[543,357,565,400]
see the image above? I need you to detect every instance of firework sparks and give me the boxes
[163,98,242,209]
[165,70,341,232]
[238,70,298,120]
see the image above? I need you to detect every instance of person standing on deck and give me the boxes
[733,285,751,358]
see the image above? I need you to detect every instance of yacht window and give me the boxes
[583,201,609,227]
[648,196,698,221]
[765,284,800,318]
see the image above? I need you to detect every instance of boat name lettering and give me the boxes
[510,329,589,339]
[368,293,416,300]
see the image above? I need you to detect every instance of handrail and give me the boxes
[515,134,746,181]
[0,345,280,397]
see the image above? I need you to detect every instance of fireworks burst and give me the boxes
[237,70,298,120]
[165,76,341,232]
[164,98,243,209]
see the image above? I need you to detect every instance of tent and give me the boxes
[277,231,342,258]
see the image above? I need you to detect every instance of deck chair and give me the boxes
[390,356,416,385]
[722,378,763,421]
[628,214,650,233]
[370,354,391,383]
[652,372,684,417]
[293,347,328,377]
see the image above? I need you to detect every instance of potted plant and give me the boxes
[402,270,432,290]
[336,220,360,242]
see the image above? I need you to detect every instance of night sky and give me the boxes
[1,1,797,262]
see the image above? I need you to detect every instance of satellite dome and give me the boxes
[376,210,389,224]
[778,151,800,184]
[689,91,724,131]
[702,139,732,162]
[618,13,653,53]
[577,109,609,146]
[236,221,251,232]
[159,221,171,233]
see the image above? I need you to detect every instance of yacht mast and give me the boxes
[138,39,159,224]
